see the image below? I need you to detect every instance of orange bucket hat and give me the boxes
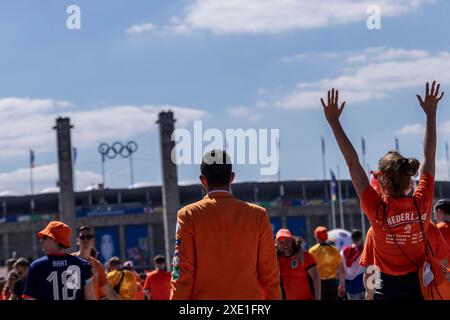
[37,221,72,248]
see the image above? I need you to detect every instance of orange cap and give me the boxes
[314,226,328,241]
[38,221,72,248]
[275,228,294,241]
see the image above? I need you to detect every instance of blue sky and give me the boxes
[0,0,450,194]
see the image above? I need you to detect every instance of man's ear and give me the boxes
[230,172,235,184]
[199,175,208,188]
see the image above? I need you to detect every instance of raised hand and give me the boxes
[321,88,346,125]
[417,81,444,116]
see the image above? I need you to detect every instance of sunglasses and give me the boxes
[79,235,94,240]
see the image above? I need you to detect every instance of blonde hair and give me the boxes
[378,150,420,197]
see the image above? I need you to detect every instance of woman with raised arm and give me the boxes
[321,83,444,300]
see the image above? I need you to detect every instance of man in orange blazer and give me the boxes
[170,149,281,300]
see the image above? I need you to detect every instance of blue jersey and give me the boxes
[23,253,93,300]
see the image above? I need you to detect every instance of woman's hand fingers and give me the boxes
[339,101,346,114]
[417,95,424,106]
[430,80,436,96]
[435,83,440,97]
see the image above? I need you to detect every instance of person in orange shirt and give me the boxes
[360,224,449,299]
[170,149,281,300]
[322,82,444,300]
[73,226,120,300]
[276,229,320,300]
[434,199,450,248]
[359,227,376,300]
[143,255,171,300]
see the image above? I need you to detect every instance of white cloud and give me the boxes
[345,47,430,64]
[396,121,450,137]
[0,164,103,194]
[438,120,450,134]
[69,105,206,148]
[179,180,200,186]
[396,123,425,135]
[129,181,159,189]
[0,97,207,157]
[226,107,263,122]
[167,0,435,34]
[281,47,431,64]
[435,159,450,181]
[274,49,450,109]
[127,22,156,34]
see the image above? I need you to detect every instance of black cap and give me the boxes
[434,199,450,214]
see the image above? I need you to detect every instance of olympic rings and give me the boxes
[98,141,138,159]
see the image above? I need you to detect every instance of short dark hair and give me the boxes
[13,258,29,269]
[351,229,363,242]
[6,258,17,267]
[200,150,232,188]
[435,199,450,215]
[153,255,166,264]
[77,226,93,237]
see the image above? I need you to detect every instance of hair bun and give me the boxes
[405,157,420,176]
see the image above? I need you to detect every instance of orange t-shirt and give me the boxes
[361,172,434,275]
[278,251,316,300]
[170,191,281,300]
[360,223,449,267]
[437,222,450,249]
[143,269,171,300]
[72,253,108,299]
[134,278,145,300]
[359,227,374,267]
[428,223,450,259]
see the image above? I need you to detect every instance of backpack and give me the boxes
[113,270,126,294]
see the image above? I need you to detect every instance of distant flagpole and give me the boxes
[322,137,329,202]
[277,136,284,199]
[321,137,326,180]
[330,169,337,229]
[361,137,367,174]
[254,185,259,203]
[277,136,281,183]
[101,154,106,187]
[73,147,77,191]
[29,150,35,214]
[446,141,450,181]
[337,166,344,229]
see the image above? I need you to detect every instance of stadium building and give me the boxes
[1,179,449,268]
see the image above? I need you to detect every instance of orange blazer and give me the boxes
[170,191,281,300]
